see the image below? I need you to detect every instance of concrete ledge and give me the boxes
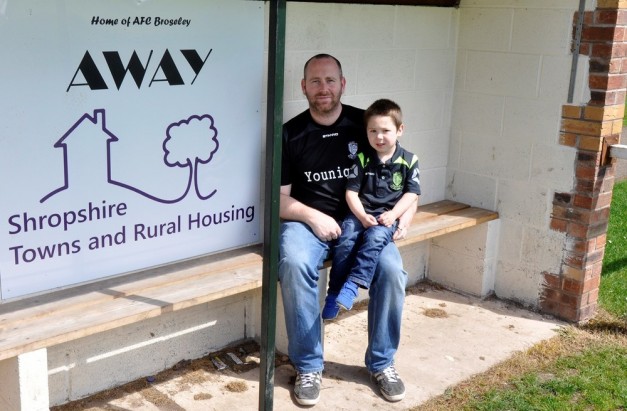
[610,144,627,160]
[0,349,49,411]
[428,219,500,297]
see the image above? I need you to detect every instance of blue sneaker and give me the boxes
[322,293,340,320]
[336,281,359,311]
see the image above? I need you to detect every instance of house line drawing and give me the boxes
[40,109,219,204]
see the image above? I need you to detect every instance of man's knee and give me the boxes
[374,243,406,289]
[377,243,402,272]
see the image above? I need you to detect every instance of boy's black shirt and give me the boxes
[346,142,421,214]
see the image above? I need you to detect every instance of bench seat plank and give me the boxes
[410,199,470,221]
[0,246,263,361]
[0,246,263,332]
[396,205,499,247]
[0,259,263,361]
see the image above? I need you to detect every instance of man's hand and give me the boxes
[309,213,342,242]
[392,224,408,241]
[280,184,341,242]
[392,196,418,241]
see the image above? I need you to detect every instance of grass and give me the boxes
[600,179,627,318]
[412,179,627,411]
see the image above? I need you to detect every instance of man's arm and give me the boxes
[393,196,419,241]
[280,184,341,241]
[392,153,420,240]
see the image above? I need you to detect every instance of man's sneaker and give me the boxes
[336,281,359,311]
[321,293,340,320]
[294,371,321,406]
[371,365,405,402]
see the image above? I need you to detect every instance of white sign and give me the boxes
[0,1,264,299]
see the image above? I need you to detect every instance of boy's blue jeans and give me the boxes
[278,220,407,374]
[328,213,397,293]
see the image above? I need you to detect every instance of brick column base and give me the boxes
[542,3,625,322]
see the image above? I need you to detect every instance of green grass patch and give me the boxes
[600,179,627,319]
[464,346,627,411]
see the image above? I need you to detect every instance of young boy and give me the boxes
[322,99,420,320]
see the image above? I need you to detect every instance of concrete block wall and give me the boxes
[281,2,458,206]
[47,292,258,406]
[449,0,590,306]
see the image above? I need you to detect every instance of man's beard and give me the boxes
[308,93,341,116]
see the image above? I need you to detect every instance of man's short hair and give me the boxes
[303,54,343,79]
[364,99,403,129]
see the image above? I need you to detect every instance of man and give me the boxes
[279,54,416,406]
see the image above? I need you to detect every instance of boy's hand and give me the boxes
[360,214,379,228]
[377,211,397,227]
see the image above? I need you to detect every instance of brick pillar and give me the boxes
[544,2,626,322]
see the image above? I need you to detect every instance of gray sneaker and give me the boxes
[372,365,405,402]
[294,371,321,405]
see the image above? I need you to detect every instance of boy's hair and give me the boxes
[303,54,343,79]
[364,99,403,129]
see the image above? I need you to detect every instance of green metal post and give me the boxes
[259,0,286,410]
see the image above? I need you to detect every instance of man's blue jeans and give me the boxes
[278,221,407,374]
[328,213,397,293]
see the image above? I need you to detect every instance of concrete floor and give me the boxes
[55,285,563,411]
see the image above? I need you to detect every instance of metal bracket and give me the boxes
[568,0,586,103]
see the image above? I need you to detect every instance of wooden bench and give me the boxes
[0,200,497,409]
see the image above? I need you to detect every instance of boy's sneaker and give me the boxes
[371,365,405,402]
[336,281,359,311]
[321,293,339,320]
[294,371,321,406]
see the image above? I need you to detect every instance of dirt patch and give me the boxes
[423,308,448,318]
[193,392,213,401]
[225,381,249,392]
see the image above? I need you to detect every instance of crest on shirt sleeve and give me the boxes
[348,141,358,159]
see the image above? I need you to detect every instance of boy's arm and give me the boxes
[346,190,378,228]
[378,192,418,227]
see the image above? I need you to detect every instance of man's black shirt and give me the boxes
[281,105,366,220]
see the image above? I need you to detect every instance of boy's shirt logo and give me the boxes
[348,141,358,159]
[348,164,359,179]
[391,172,403,191]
